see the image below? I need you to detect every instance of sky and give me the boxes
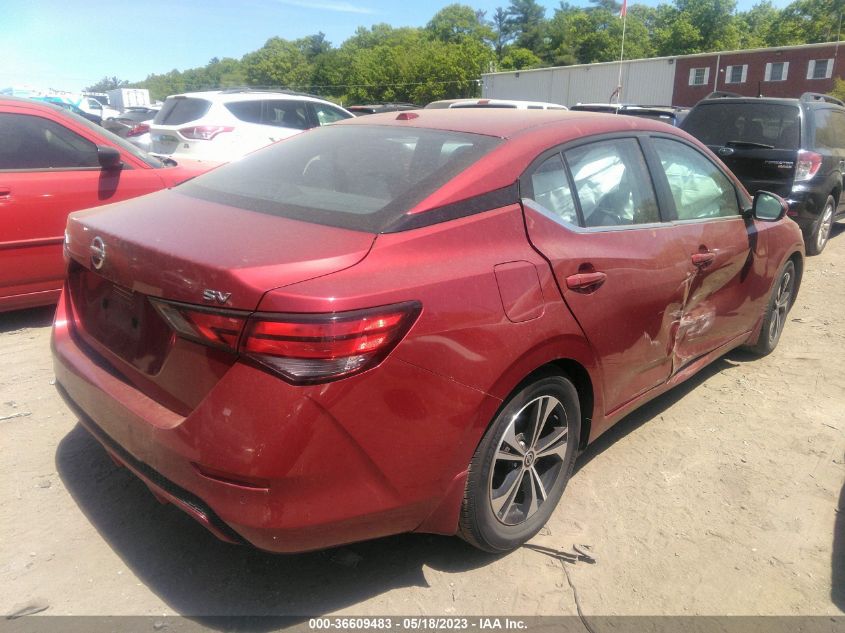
[1,0,794,93]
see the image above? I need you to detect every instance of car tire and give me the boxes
[744,260,796,356]
[458,373,581,553]
[806,195,835,256]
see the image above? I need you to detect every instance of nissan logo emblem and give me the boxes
[90,236,106,270]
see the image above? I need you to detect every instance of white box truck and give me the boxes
[106,88,151,112]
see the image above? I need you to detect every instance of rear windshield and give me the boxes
[682,102,800,150]
[154,97,212,125]
[179,124,502,232]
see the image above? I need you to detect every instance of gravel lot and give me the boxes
[1,227,843,624]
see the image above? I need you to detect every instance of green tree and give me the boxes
[241,37,311,89]
[769,0,845,44]
[84,76,128,92]
[506,0,547,52]
[491,7,515,56]
[427,4,494,43]
[499,46,544,69]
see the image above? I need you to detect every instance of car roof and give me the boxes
[337,108,679,140]
[426,98,567,109]
[164,90,340,105]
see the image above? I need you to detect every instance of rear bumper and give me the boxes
[51,287,494,552]
[785,188,827,234]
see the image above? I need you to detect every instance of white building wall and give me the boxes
[482,57,678,106]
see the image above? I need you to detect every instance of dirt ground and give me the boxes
[1,227,843,624]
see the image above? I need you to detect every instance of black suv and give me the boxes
[681,92,845,254]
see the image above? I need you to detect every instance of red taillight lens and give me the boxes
[242,302,421,383]
[179,125,234,141]
[151,299,421,383]
[127,123,150,137]
[795,150,822,182]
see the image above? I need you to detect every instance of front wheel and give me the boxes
[459,374,581,553]
[745,260,796,356]
[806,195,835,256]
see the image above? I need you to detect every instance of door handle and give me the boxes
[691,252,716,267]
[566,271,607,292]
[0,187,10,197]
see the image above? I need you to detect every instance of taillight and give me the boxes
[127,123,150,137]
[242,302,421,383]
[150,299,421,384]
[179,125,234,141]
[151,300,246,351]
[795,150,822,182]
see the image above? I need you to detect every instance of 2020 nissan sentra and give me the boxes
[52,109,804,553]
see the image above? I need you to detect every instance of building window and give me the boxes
[807,59,834,80]
[689,67,710,86]
[764,61,789,82]
[725,64,748,84]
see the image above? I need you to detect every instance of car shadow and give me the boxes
[575,354,742,472]
[833,468,845,612]
[0,305,55,334]
[55,424,499,628]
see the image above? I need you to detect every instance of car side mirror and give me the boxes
[97,146,123,170]
[752,190,787,222]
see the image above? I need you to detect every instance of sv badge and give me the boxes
[203,289,232,304]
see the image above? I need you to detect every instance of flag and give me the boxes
[620,0,627,17]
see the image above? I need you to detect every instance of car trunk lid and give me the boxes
[63,189,375,413]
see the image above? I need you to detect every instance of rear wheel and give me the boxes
[806,195,835,256]
[459,374,580,553]
[745,260,795,356]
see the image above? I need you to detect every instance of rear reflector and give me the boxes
[150,299,421,384]
[179,125,234,140]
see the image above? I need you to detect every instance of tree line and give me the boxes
[84,0,844,105]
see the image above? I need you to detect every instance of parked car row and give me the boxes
[46,107,805,555]
[0,97,210,312]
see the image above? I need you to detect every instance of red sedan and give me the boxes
[52,109,804,553]
[0,97,211,312]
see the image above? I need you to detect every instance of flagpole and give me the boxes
[616,0,628,104]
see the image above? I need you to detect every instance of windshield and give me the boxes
[180,124,502,232]
[48,104,165,167]
[682,102,800,150]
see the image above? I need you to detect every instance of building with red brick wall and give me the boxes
[673,42,845,106]
[483,42,845,108]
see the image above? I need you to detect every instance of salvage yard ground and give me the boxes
[1,228,844,622]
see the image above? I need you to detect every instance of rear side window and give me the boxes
[225,100,311,129]
[0,112,98,170]
[682,103,800,150]
[814,108,845,152]
[154,98,212,125]
[564,138,660,227]
[527,154,579,225]
[180,124,502,232]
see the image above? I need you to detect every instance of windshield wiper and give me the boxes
[724,140,775,150]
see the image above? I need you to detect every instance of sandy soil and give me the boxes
[1,227,843,624]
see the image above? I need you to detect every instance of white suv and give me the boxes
[149,90,353,163]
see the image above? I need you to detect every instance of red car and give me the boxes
[52,110,804,553]
[0,97,210,312]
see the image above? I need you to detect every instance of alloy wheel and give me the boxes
[768,268,793,345]
[488,395,569,526]
[817,201,834,252]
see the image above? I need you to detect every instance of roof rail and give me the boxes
[704,91,744,100]
[800,92,845,106]
[218,86,327,100]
